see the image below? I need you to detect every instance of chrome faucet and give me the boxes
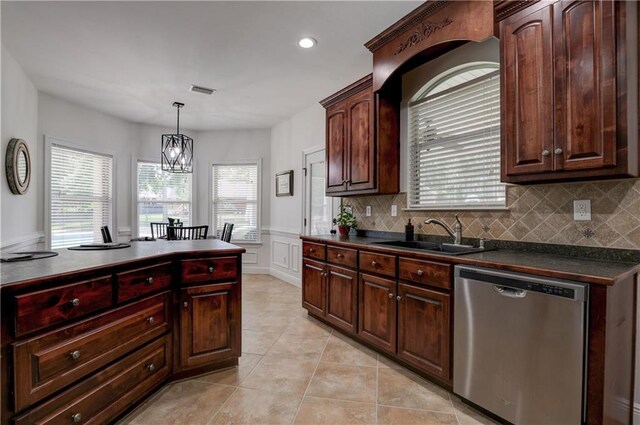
[425,215,463,245]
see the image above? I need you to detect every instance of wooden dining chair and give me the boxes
[150,222,168,239]
[167,225,208,240]
[221,223,234,242]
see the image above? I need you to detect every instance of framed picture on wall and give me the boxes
[276,170,293,197]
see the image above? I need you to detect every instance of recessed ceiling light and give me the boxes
[190,85,216,95]
[298,37,317,49]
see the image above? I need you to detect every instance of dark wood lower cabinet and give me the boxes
[302,259,326,316]
[325,265,357,333]
[358,273,396,353]
[397,282,451,381]
[179,282,240,369]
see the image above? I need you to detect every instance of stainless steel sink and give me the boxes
[371,240,488,255]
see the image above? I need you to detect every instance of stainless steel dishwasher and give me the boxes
[454,266,588,425]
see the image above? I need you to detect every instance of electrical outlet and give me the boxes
[366,206,372,216]
[573,200,591,221]
[391,205,398,217]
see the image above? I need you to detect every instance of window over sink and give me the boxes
[408,63,505,210]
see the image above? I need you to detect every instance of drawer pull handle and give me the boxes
[71,413,82,423]
[416,269,424,276]
[336,253,343,258]
[397,295,402,301]
[388,293,394,299]
[371,261,378,267]
[146,276,154,284]
[541,149,550,157]
[146,316,155,325]
[69,350,81,360]
[208,266,215,273]
[147,363,156,372]
[554,148,563,155]
[183,301,189,308]
[70,298,80,307]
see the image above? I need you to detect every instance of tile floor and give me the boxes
[120,274,498,425]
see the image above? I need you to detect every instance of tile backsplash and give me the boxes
[347,179,640,250]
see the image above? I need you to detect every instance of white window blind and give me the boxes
[137,161,192,237]
[408,66,505,209]
[50,144,113,248]
[212,163,259,242]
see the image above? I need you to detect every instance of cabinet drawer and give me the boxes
[117,262,172,302]
[14,335,171,425]
[398,257,452,290]
[327,246,357,268]
[359,251,396,278]
[13,292,170,412]
[180,257,237,284]
[302,242,326,260]
[13,276,113,336]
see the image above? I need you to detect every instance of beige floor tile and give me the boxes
[283,316,333,338]
[452,396,500,425]
[320,333,377,367]
[306,362,377,403]
[293,396,376,425]
[242,329,282,355]
[377,354,404,370]
[241,353,318,395]
[194,353,262,386]
[377,367,454,413]
[243,314,293,332]
[267,332,329,359]
[377,406,458,425]
[211,387,302,425]
[125,380,235,425]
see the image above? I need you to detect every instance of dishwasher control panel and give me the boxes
[459,269,578,300]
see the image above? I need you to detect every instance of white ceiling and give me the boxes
[2,1,422,131]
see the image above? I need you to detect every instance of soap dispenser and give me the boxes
[405,219,414,241]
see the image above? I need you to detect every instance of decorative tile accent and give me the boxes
[345,179,640,250]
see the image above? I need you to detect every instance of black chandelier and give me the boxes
[161,102,193,173]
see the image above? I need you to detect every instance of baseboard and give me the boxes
[242,266,271,274]
[634,402,640,424]
[270,268,301,288]
[1,232,45,252]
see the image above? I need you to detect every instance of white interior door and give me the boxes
[303,149,338,236]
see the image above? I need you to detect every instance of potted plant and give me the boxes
[333,203,357,236]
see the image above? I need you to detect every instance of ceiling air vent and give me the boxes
[189,85,216,95]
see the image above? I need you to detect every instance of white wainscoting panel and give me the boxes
[1,232,45,253]
[272,240,290,269]
[290,242,300,272]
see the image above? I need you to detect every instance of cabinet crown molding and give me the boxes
[494,0,541,21]
[319,74,372,108]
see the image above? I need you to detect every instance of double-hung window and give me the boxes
[408,64,505,209]
[136,160,192,237]
[49,143,114,248]
[211,162,260,242]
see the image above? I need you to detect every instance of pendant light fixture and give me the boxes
[161,102,193,173]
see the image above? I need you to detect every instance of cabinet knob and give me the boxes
[208,266,215,273]
[541,149,550,157]
[397,295,402,301]
[147,363,156,372]
[71,413,82,423]
[371,261,378,267]
[183,301,189,308]
[309,248,315,253]
[146,316,155,325]
[554,148,563,155]
[416,269,424,276]
[70,298,80,307]
[146,276,154,284]
[336,253,343,258]
[69,350,81,360]
[388,293,394,299]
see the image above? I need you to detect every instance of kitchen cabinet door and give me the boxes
[346,88,375,192]
[501,4,554,177]
[326,102,348,194]
[397,283,451,382]
[180,282,239,369]
[358,273,396,353]
[554,0,617,171]
[325,265,358,334]
[302,259,326,316]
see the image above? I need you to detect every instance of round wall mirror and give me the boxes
[6,138,31,195]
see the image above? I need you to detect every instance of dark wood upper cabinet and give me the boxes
[325,265,358,333]
[358,273,396,353]
[320,75,399,196]
[500,0,638,183]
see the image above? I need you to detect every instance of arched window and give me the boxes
[408,63,505,209]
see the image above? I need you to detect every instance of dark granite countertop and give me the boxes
[0,239,245,287]
[301,235,640,286]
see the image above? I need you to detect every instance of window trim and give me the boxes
[405,63,506,211]
[132,157,195,238]
[44,135,117,249]
[209,159,262,245]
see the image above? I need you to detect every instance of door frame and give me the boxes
[301,146,339,236]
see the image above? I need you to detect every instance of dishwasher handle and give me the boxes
[493,285,526,298]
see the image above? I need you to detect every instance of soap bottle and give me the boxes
[405,219,414,241]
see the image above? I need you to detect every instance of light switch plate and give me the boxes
[573,200,591,221]
[366,206,372,216]
[391,205,398,217]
